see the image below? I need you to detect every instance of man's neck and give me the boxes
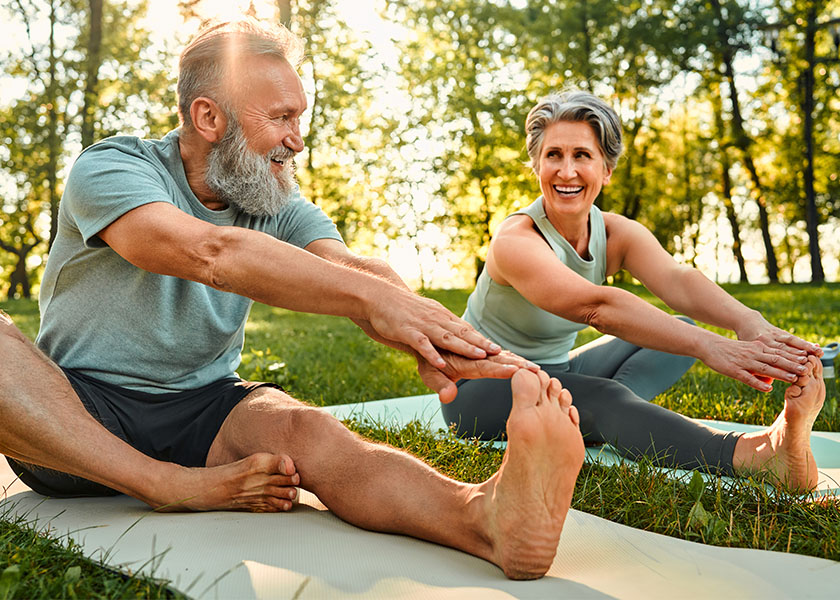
[179,128,228,211]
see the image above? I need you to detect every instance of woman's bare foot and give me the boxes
[734,356,825,492]
[149,453,301,512]
[475,369,584,579]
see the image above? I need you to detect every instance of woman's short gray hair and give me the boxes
[525,90,623,174]
[177,18,305,128]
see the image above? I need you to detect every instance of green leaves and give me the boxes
[685,471,728,541]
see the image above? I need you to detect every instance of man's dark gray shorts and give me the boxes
[5,367,277,498]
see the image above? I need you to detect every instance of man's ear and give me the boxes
[190,97,228,143]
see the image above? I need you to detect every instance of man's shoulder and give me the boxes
[76,131,177,166]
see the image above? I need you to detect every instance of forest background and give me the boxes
[1,0,839,296]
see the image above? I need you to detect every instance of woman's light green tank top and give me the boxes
[463,197,607,364]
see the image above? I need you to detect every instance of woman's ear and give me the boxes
[603,165,613,186]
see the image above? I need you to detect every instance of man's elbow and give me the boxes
[194,227,237,290]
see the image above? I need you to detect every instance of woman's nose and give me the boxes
[557,158,576,179]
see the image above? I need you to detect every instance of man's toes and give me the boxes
[511,369,541,406]
[568,405,580,427]
[547,378,562,403]
[786,385,804,399]
[809,355,822,378]
[558,388,573,410]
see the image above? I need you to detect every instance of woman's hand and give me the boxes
[734,313,822,358]
[699,335,811,392]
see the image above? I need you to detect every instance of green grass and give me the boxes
[2,282,840,595]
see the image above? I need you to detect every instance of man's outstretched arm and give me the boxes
[98,202,495,370]
[303,239,538,402]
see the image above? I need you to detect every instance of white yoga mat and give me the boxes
[1,395,838,599]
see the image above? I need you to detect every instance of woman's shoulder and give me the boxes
[493,213,542,244]
[602,212,655,256]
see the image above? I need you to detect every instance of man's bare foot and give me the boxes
[735,356,825,492]
[475,369,584,579]
[149,453,301,512]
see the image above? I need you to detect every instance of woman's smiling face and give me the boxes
[538,120,613,220]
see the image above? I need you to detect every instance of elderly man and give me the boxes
[0,20,585,579]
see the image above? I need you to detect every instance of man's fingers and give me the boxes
[426,323,490,359]
[410,332,447,369]
[417,362,459,403]
[444,319,502,355]
[263,485,298,501]
[268,473,300,487]
[277,455,297,477]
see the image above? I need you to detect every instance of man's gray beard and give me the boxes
[204,117,296,217]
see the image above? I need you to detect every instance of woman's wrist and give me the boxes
[732,309,766,340]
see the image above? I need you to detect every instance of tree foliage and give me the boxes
[0,0,176,297]
[2,0,838,293]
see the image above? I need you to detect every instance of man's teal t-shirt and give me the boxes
[36,129,342,393]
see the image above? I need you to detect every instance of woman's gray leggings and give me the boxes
[442,318,741,475]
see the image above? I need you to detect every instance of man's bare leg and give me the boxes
[733,355,825,492]
[0,310,296,510]
[207,369,585,579]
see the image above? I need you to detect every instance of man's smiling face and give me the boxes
[204,54,308,217]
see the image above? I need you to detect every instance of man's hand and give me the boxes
[415,349,539,404]
[307,239,503,369]
[351,315,536,402]
[364,288,503,369]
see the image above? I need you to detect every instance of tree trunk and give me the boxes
[681,115,700,267]
[580,0,592,88]
[800,4,825,282]
[47,0,60,250]
[709,0,779,282]
[80,0,104,148]
[711,83,748,282]
[0,242,36,300]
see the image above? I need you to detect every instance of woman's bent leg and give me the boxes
[569,316,697,401]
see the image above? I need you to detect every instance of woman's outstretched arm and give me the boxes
[487,214,810,391]
[605,213,821,357]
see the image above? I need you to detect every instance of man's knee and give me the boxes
[240,387,348,445]
[0,310,28,345]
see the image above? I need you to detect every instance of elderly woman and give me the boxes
[442,89,825,488]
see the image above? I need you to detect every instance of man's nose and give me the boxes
[284,124,304,153]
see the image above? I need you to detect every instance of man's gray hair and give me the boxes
[525,90,624,174]
[177,18,305,128]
